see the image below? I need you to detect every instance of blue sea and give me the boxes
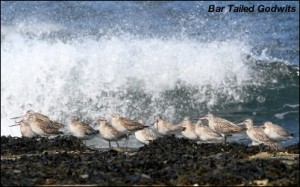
[1,1,299,147]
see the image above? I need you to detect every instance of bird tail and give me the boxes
[92,130,100,135]
[169,125,185,134]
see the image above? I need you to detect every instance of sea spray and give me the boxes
[1,2,298,143]
[1,31,255,135]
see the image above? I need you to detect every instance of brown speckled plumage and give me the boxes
[154,115,184,136]
[97,118,126,148]
[263,121,293,142]
[179,117,198,140]
[111,115,148,149]
[195,120,224,143]
[200,113,244,142]
[134,120,157,145]
[111,115,147,134]
[69,116,99,140]
[15,110,64,129]
[238,119,280,150]
[28,115,63,136]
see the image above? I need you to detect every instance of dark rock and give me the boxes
[1,135,299,186]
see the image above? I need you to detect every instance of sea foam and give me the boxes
[1,26,262,137]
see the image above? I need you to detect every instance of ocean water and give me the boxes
[1,1,299,147]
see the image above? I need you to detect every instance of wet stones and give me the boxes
[1,135,88,156]
[1,135,299,186]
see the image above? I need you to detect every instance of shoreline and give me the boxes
[1,135,299,186]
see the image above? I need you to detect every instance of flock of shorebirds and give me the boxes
[10,110,293,149]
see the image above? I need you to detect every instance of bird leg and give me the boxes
[125,134,129,151]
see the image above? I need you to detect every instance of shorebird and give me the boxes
[9,120,38,138]
[262,121,293,142]
[69,116,99,142]
[179,117,198,141]
[153,115,185,136]
[110,115,148,148]
[134,120,157,145]
[237,118,279,149]
[97,117,127,148]
[27,114,64,137]
[195,120,224,143]
[11,109,64,129]
[199,113,244,142]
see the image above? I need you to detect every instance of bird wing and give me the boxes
[106,125,126,139]
[144,129,157,140]
[35,114,64,128]
[119,117,145,130]
[273,125,292,137]
[80,122,99,135]
[160,120,176,130]
[251,127,273,143]
[52,121,64,128]
[36,113,51,121]
[38,120,63,134]
[214,118,243,133]
[202,126,222,137]
[190,123,196,131]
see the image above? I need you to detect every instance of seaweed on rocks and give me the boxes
[1,135,299,186]
[286,143,299,154]
[1,135,89,156]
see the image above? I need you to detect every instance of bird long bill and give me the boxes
[236,122,244,126]
[97,117,107,122]
[198,117,205,120]
[9,124,20,127]
[10,116,22,119]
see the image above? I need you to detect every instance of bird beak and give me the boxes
[236,122,244,126]
[10,116,23,119]
[198,117,205,120]
[261,124,266,129]
[9,124,20,127]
